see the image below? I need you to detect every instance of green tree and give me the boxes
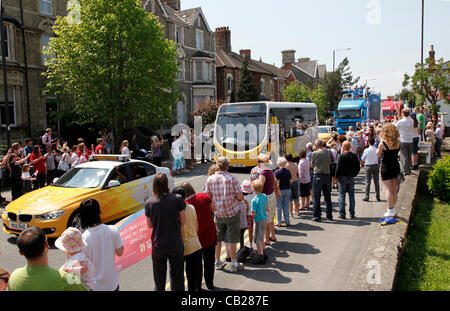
[398,88,417,107]
[403,54,449,125]
[238,56,258,102]
[192,100,223,127]
[323,57,360,112]
[283,82,328,123]
[283,82,310,102]
[310,85,328,124]
[43,0,179,145]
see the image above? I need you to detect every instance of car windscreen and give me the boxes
[54,168,109,188]
[318,127,329,133]
[383,110,394,117]
[337,109,361,119]
[215,113,267,149]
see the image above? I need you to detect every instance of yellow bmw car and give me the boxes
[2,155,174,238]
[318,126,336,143]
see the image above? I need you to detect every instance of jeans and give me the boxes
[152,244,185,291]
[400,142,412,174]
[276,188,292,224]
[364,164,380,200]
[338,176,355,217]
[313,174,333,220]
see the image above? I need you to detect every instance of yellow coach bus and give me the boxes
[213,102,318,168]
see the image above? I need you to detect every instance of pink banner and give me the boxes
[114,209,152,272]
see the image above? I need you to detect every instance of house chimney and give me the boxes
[282,50,296,66]
[215,27,231,53]
[160,0,180,11]
[429,45,435,61]
[240,49,251,60]
[297,57,310,63]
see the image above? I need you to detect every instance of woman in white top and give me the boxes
[120,140,130,156]
[70,145,80,168]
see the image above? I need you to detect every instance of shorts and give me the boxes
[247,214,254,230]
[215,212,241,243]
[412,137,420,155]
[290,180,299,201]
[266,193,276,223]
[330,163,337,177]
[254,218,268,244]
[300,182,311,197]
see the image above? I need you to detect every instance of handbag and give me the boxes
[236,246,252,263]
[58,156,70,172]
[273,178,281,198]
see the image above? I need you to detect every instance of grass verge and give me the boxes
[395,194,450,290]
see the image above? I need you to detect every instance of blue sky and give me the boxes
[182,0,450,98]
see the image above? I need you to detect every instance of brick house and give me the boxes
[215,26,286,103]
[0,0,68,145]
[143,0,216,126]
[280,49,327,88]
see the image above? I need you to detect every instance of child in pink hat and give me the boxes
[55,227,96,291]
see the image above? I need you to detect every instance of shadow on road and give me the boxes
[7,236,17,245]
[267,259,310,274]
[270,241,321,256]
[289,222,324,231]
[274,229,307,237]
[223,267,292,284]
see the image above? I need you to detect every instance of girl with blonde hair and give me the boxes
[120,140,130,156]
[376,123,401,217]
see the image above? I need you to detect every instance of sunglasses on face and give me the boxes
[0,276,9,283]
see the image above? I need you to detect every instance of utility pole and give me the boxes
[421,0,424,65]
[0,0,11,147]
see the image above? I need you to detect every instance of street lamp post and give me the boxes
[333,47,351,72]
[0,0,11,147]
[421,0,424,65]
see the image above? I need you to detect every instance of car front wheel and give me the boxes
[68,211,83,231]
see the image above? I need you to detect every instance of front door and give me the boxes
[177,101,185,124]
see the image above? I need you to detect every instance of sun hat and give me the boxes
[55,227,83,254]
[0,268,9,277]
[241,180,253,194]
[257,154,272,165]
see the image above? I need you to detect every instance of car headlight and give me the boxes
[36,210,65,221]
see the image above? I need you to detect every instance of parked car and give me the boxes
[318,126,336,143]
[2,155,174,238]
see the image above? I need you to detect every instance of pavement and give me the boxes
[1,156,424,291]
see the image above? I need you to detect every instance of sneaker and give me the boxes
[326,216,334,221]
[383,209,396,217]
[350,215,356,219]
[376,197,381,201]
[362,198,369,202]
[215,261,226,270]
[231,262,244,272]
[338,214,346,220]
